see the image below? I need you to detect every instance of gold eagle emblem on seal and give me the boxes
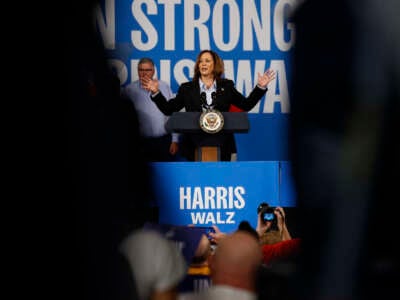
[199,110,224,133]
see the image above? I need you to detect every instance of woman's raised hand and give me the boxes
[257,69,276,88]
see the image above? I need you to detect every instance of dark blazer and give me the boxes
[151,78,268,161]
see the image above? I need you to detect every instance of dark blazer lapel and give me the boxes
[191,81,202,111]
[215,80,226,108]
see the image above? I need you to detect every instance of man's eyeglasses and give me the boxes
[138,68,154,72]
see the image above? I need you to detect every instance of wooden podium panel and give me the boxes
[195,146,220,161]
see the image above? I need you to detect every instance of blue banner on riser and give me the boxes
[150,161,296,233]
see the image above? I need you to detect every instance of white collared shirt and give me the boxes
[199,78,217,106]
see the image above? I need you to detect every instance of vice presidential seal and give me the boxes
[199,109,224,134]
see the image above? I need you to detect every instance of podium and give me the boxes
[165,112,249,161]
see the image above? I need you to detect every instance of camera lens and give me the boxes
[262,207,275,222]
[263,212,275,221]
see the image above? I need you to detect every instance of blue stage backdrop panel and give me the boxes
[235,114,290,161]
[150,161,279,233]
[96,0,301,161]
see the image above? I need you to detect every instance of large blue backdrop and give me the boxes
[96,0,301,161]
[94,0,300,232]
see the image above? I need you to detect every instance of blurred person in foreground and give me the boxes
[289,0,400,299]
[178,233,213,293]
[179,230,262,300]
[209,223,301,268]
[198,222,300,300]
[236,221,297,300]
[120,228,187,300]
[64,1,156,299]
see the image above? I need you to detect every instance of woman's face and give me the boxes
[198,52,215,78]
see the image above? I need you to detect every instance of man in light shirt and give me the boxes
[122,57,181,162]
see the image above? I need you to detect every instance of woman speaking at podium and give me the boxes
[143,50,275,161]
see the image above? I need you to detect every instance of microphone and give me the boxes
[211,92,216,105]
[200,92,207,106]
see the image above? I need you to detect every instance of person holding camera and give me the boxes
[252,203,300,268]
[208,204,301,267]
[256,203,292,245]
